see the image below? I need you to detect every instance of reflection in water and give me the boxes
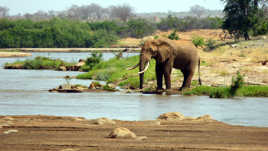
[0,53,268,127]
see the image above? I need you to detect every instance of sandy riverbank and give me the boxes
[1,114,268,151]
[0,48,140,53]
[0,52,32,58]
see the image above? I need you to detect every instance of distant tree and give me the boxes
[110,4,134,22]
[222,0,266,40]
[157,15,181,31]
[190,5,208,18]
[0,6,9,18]
[127,19,156,38]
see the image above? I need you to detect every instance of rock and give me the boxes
[3,116,14,121]
[91,118,116,125]
[230,44,238,48]
[157,112,184,120]
[107,83,117,89]
[76,61,85,67]
[196,115,212,121]
[89,82,102,89]
[108,127,136,139]
[59,66,67,71]
[60,149,79,151]
[3,129,18,134]
[136,136,148,141]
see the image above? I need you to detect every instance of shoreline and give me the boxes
[0,52,32,58]
[1,114,268,151]
[0,48,141,53]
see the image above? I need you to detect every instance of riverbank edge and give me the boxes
[0,52,32,58]
[0,48,141,53]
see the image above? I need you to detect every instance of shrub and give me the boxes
[82,52,103,71]
[4,56,75,70]
[205,38,217,51]
[192,36,205,48]
[168,30,180,40]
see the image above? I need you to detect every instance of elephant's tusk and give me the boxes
[138,62,150,74]
[127,63,139,70]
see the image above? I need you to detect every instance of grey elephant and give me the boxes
[129,38,202,91]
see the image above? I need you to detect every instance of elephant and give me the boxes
[129,38,202,91]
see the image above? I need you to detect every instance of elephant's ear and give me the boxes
[155,39,173,63]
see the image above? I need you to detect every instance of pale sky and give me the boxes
[1,0,224,15]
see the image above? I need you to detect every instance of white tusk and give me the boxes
[127,63,139,70]
[138,62,150,74]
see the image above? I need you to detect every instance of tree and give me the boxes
[110,4,134,22]
[0,6,9,18]
[190,5,208,18]
[222,0,265,40]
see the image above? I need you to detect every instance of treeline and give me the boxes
[0,16,224,48]
[0,18,118,48]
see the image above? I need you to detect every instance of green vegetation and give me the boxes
[205,38,217,51]
[184,72,268,98]
[192,36,205,48]
[184,85,268,98]
[0,15,225,48]
[0,18,118,48]
[4,56,75,70]
[80,52,103,72]
[168,30,180,40]
[222,0,268,40]
[157,15,223,31]
[127,19,156,38]
[77,55,156,89]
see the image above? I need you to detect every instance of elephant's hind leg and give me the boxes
[180,69,194,90]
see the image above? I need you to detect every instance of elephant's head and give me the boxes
[128,38,173,89]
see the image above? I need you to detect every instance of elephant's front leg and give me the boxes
[155,64,164,90]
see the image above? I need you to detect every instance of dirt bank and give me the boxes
[1,115,268,151]
[0,48,140,53]
[0,52,32,58]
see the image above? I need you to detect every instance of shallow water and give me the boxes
[0,52,268,127]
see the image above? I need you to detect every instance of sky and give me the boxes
[1,0,224,15]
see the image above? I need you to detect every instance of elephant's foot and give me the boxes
[179,86,190,91]
[156,87,164,91]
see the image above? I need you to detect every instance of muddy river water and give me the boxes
[0,52,268,127]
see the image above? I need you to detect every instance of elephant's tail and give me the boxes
[198,58,202,85]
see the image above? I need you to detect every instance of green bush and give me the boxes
[5,56,75,70]
[168,30,180,40]
[192,36,205,48]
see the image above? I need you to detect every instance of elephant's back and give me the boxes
[173,46,199,69]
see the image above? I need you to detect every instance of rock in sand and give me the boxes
[108,127,136,139]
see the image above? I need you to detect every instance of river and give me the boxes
[0,52,268,127]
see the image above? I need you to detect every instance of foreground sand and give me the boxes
[1,115,268,151]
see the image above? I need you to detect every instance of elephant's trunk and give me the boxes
[139,54,151,89]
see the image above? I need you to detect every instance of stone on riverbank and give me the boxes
[108,127,137,139]
[91,118,116,125]
[158,112,213,122]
